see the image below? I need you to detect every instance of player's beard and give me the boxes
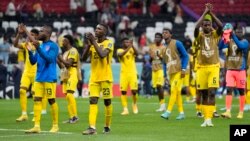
[38,34,46,41]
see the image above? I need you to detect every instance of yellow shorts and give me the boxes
[33,82,56,99]
[120,73,138,91]
[152,69,164,88]
[89,81,113,99]
[62,76,78,94]
[20,73,35,90]
[196,66,220,89]
[182,73,190,87]
[247,75,250,90]
[169,72,183,91]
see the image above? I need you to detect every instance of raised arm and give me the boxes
[232,34,249,50]
[117,47,131,57]
[82,44,91,61]
[131,40,139,56]
[176,41,189,70]
[87,33,110,58]
[13,25,26,49]
[194,4,210,38]
[21,24,37,43]
[210,11,223,36]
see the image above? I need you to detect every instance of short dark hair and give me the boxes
[155,32,163,38]
[64,34,74,45]
[99,23,109,35]
[163,28,172,34]
[30,28,39,35]
[43,25,52,36]
[121,37,129,43]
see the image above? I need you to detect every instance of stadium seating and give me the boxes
[182,0,250,15]
[1,0,250,45]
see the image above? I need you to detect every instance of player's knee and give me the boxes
[104,99,111,106]
[89,97,98,104]
[19,88,26,95]
[226,87,234,95]
[238,88,245,96]
[34,97,42,102]
[67,90,74,94]
[121,91,127,95]
[156,85,162,89]
[131,90,137,95]
[48,98,56,105]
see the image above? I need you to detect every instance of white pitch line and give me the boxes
[0,128,74,135]
[0,134,51,138]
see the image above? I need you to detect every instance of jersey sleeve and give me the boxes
[117,48,123,56]
[104,40,114,51]
[20,42,25,49]
[68,49,78,62]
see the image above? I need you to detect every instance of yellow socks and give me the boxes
[202,105,214,120]
[105,104,113,127]
[51,102,58,125]
[33,101,42,127]
[68,94,78,117]
[176,91,184,113]
[208,105,214,119]
[66,94,73,118]
[160,99,165,105]
[132,93,138,104]
[89,104,98,128]
[121,95,127,108]
[196,104,202,112]
[167,90,177,112]
[19,89,27,114]
[246,91,250,104]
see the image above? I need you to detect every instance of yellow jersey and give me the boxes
[149,43,164,71]
[117,47,137,75]
[20,42,37,75]
[89,39,114,82]
[195,30,220,67]
[17,49,25,62]
[63,47,80,79]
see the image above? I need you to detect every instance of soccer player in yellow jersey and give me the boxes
[190,40,203,117]
[58,34,81,123]
[117,37,139,115]
[160,28,189,120]
[82,23,114,135]
[149,33,166,112]
[14,26,47,122]
[194,3,222,127]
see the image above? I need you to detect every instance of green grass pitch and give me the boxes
[0,96,249,141]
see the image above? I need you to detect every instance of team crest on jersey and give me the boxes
[71,51,76,55]
[108,43,112,48]
[45,45,50,51]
